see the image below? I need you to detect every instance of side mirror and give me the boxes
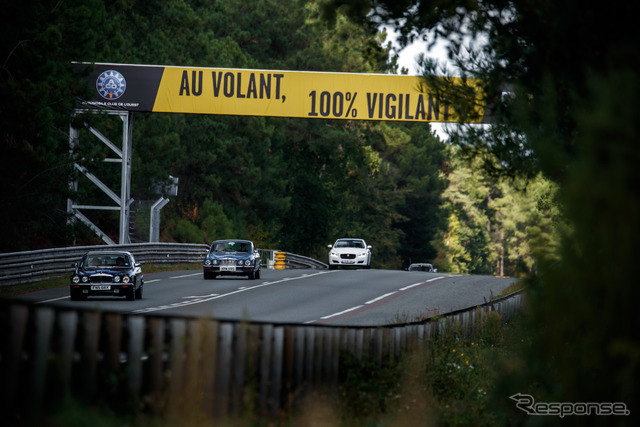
[71,262,78,268]
[254,251,261,258]
[367,245,372,249]
[134,262,141,268]
[327,245,333,249]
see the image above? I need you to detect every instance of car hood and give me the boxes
[330,247,368,254]
[207,252,253,260]
[78,267,135,275]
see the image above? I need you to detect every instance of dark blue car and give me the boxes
[70,251,144,300]
[203,239,261,280]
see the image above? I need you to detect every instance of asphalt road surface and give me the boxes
[10,268,519,326]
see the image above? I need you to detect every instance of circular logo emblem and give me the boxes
[96,70,126,100]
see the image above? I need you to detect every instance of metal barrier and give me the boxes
[0,244,327,286]
[0,243,208,286]
[0,289,525,420]
[285,252,328,269]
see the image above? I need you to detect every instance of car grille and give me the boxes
[340,254,356,259]
[220,258,236,266]
[90,274,113,283]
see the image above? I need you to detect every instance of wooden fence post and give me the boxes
[31,307,54,414]
[57,310,78,398]
[1,304,28,412]
[127,316,145,397]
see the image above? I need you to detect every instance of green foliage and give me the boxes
[2,0,556,286]
[353,0,640,415]
[435,147,561,276]
[337,350,402,419]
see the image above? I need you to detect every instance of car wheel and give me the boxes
[127,287,136,301]
[248,271,256,280]
[135,283,143,299]
[255,269,261,279]
[329,265,336,270]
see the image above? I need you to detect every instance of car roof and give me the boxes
[212,239,253,244]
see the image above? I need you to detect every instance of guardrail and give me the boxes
[0,289,525,421]
[284,252,329,269]
[0,244,327,286]
[0,243,209,286]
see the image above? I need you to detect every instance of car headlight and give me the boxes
[82,276,89,283]
[204,259,211,266]
[330,251,337,257]
[213,259,219,265]
[245,259,251,266]
[123,275,130,283]
[358,252,367,258]
[72,275,80,283]
[114,276,121,283]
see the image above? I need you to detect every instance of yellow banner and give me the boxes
[152,67,485,123]
[75,63,486,123]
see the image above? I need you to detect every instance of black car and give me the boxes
[70,251,144,300]
[203,239,261,280]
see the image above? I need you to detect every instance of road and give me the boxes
[9,268,519,326]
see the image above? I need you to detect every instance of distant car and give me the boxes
[70,251,144,301]
[407,263,437,272]
[203,239,261,280]
[328,238,372,269]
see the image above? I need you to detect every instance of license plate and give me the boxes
[221,266,236,272]
[91,285,111,290]
[342,260,355,264]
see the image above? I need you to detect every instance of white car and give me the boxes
[327,238,372,269]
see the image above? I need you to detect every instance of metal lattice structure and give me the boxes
[67,109,132,245]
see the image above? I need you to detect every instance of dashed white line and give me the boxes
[365,292,397,304]
[320,305,364,319]
[134,270,335,313]
[170,272,201,279]
[399,276,444,291]
[36,296,69,304]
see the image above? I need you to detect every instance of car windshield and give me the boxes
[213,241,251,253]
[335,240,365,249]
[84,254,129,268]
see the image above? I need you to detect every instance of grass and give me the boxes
[32,311,529,426]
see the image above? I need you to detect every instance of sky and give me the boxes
[382,26,453,139]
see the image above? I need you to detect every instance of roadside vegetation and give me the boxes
[38,311,530,426]
[3,0,638,423]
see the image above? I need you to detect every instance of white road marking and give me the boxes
[365,292,397,304]
[133,270,334,313]
[399,276,444,291]
[170,272,201,279]
[320,305,364,319]
[36,296,69,304]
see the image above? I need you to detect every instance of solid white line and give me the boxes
[365,292,397,305]
[320,305,364,319]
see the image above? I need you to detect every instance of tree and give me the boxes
[337,0,640,414]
